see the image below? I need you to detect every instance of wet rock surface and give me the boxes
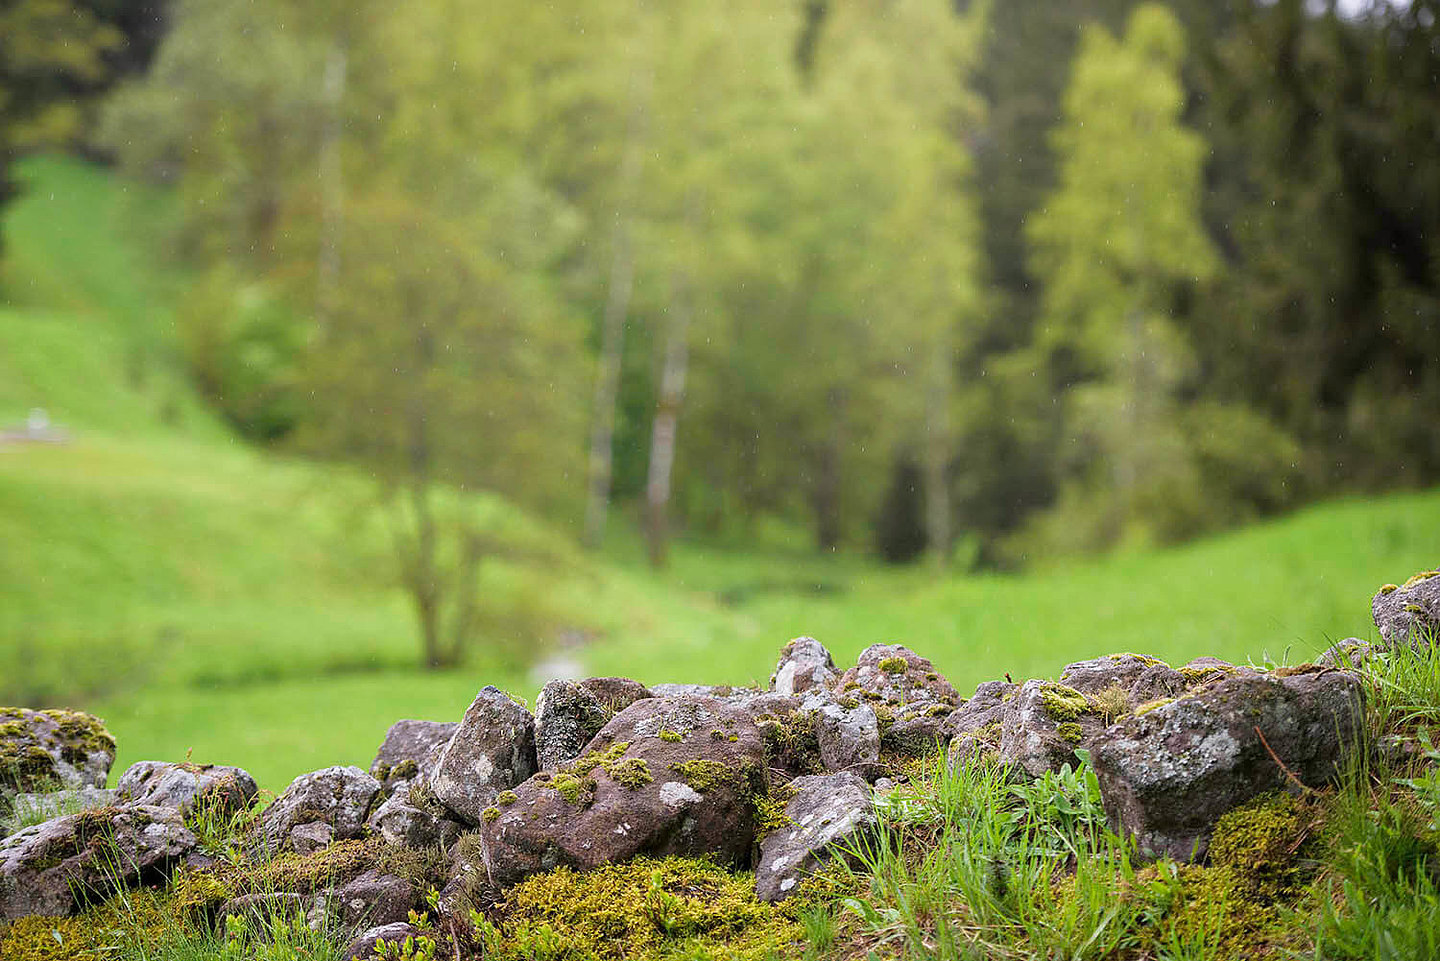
[431,687,537,826]
[769,637,839,696]
[755,772,876,901]
[0,804,196,919]
[534,678,653,771]
[836,644,961,707]
[1090,668,1364,861]
[369,720,458,787]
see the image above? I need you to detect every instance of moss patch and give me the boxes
[877,656,908,675]
[1209,791,1311,899]
[485,857,804,961]
[669,760,736,793]
[1038,683,1090,722]
[0,888,171,960]
[1402,570,1440,589]
[1055,722,1083,745]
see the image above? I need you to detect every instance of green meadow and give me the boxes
[3,156,1437,793]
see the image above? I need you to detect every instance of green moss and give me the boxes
[753,785,798,837]
[1038,683,1090,722]
[38,710,115,760]
[1209,791,1309,899]
[658,730,683,743]
[1055,722,1083,744]
[756,711,822,775]
[668,760,735,793]
[0,887,172,960]
[1179,664,1233,683]
[550,772,596,806]
[233,837,442,896]
[1106,652,1164,666]
[1379,583,1400,595]
[608,757,653,789]
[490,857,804,961]
[481,806,501,823]
[496,790,519,807]
[877,656,908,675]
[1160,863,1303,957]
[565,742,631,778]
[389,759,419,781]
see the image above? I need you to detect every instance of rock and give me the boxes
[1317,638,1375,671]
[431,687,537,826]
[256,766,381,853]
[577,677,654,709]
[945,680,1018,770]
[650,683,762,702]
[290,821,335,855]
[1090,668,1364,861]
[5,787,117,834]
[813,700,880,772]
[115,761,258,819]
[219,891,308,924]
[334,870,418,928]
[835,645,960,707]
[535,679,614,771]
[0,804,196,920]
[461,696,770,890]
[1059,654,1188,705]
[366,789,464,850]
[370,720,458,785]
[993,679,1110,779]
[0,708,116,801]
[346,923,423,960]
[1372,571,1440,649]
[755,772,877,902]
[769,637,839,697]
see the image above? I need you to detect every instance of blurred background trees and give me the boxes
[5,0,1439,578]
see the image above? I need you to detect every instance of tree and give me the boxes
[1018,4,1292,555]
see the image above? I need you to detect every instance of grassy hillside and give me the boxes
[2,155,1437,793]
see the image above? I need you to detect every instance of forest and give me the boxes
[4,0,1437,584]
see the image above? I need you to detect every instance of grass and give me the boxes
[2,153,1440,797]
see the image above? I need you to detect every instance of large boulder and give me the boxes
[458,696,770,890]
[534,678,653,771]
[755,772,876,902]
[256,766,381,854]
[369,720,458,786]
[769,637,839,697]
[836,644,960,707]
[0,804,196,919]
[115,761,258,819]
[334,870,419,928]
[430,687,537,826]
[1372,570,1440,649]
[1090,668,1364,861]
[0,709,115,801]
[4,787,116,835]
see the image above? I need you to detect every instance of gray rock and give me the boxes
[769,637,839,697]
[534,679,645,771]
[0,804,196,920]
[1090,668,1364,861]
[365,791,463,850]
[814,700,880,772]
[115,761,257,819]
[1373,571,1440,649]
[0,708,115,801]
[835,644,960,707]
[755,772,877,902]
[462,696,770,889]
[256,766,381,854]
[334,870,418,928]
[431,687,537,826]
[346,923,423,960]
[994,679,1107,779]
[290,821,335,855]
[1059,654,1187,704]
[649,683,762,702]
[369,720,458,785]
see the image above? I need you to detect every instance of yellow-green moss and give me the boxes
[389,759,419,781]
[1179,664,1233,683]
[231,837,443,896]
[1038,683,1090,722]
[489,857,804,961]
[481,806,501,823]
[1107,652,1165,666]
[753,786,797,837]
[1402,570,1440,589]
[658,730,683,743]
[1379,583,1400,595]
[550,772,595,806]
[1209,791,1309,899]
[0,889,175,960]
[1055,722,1083,744]
[496,790,519,807]
[38,710,115,764]
[668,760,735,793]
[608,757,653,789]
[877,657,908,675]
[1135,697,1173,716]
[1088,684,1130,722]
[1159,863,1303,957]
[756,712,822,774]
